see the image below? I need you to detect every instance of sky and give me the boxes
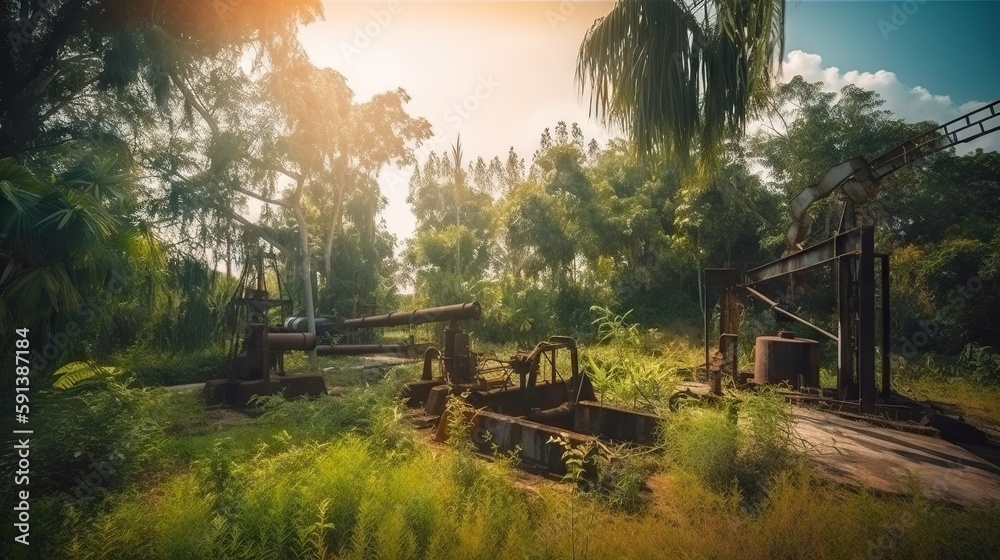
[295,1,1000,245]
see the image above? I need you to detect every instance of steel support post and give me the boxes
[858,228,877,414]
[704,269,739,396]
[878,254,892,401]
[838,256,857,400]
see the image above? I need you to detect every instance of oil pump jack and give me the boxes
[704,98,1000,419]
[204,250,326,407]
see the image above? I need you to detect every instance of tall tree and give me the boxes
[405,140,495,305]
[749,77,932,247]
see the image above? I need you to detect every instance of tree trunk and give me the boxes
[322,185,346,285]
[293,195,317,365]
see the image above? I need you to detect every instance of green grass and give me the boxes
[892,351,1000,425]
[41,433,1000,560]
[14,327,1000,560]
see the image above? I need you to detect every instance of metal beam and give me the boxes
[743,287,838,342]
[838,257,856,400]
[746,227,867,285]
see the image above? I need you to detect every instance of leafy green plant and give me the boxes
[548,435,597,560]
[591,305,641,348]
[958,342,1000,384]
[52,361,124,390]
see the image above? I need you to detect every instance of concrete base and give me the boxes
[794,406,1000,505]
[401,379,445,408]
[424,384,452,416]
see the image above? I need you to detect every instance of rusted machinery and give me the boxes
[402,333,660,474]
[204,252,327,407]
[701,99,999,439]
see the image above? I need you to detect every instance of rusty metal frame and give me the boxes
[747,228,864,284]
[740,227,882,413]
[743,286,838,342]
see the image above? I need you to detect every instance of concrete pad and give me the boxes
[793,406,1000,505]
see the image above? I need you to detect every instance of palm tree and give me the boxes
[577,0,785,162]
[0,155,162,375]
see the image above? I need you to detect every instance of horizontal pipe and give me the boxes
[315,343,408,356]
[343,302,481,329]
[744,286,839,342]
[267,332,317,351]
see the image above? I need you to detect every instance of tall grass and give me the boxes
[583,306,697,410]
[60,435,536,560]
[663,388,800,507]
[110,344,228,386]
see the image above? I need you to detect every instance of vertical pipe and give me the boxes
[714,289,729,395]
[261,326,271,386]
[880,254,892,401]
[859,228,877,413]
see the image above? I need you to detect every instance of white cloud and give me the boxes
[779,50,999,154]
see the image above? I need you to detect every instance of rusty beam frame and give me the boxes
[703,269,740,395]
[746,227,864,285]
[858,228,877,413]
[729,227,883,413]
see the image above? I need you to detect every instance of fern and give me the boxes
[52,361,124,390]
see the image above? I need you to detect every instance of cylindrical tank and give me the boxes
[754,331,820,389]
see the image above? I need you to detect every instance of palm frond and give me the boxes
[577,0,785,163]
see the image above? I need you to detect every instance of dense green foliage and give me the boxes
[403,83,999,378]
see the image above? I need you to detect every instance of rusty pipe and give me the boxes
[267,332,317,352]
[343,302,481,329]
[315,343,409,356]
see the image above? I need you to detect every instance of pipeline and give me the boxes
[343,302,481,329]
[316,343,409,356]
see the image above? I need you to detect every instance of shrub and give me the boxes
[111,344,228,386]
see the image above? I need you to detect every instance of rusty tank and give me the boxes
[754,331,820,389]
